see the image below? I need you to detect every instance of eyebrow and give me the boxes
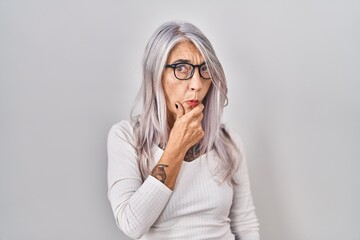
[170,59,206,65]
[171,59,191,64]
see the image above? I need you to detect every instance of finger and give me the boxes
[183,102,192,114]
[175,102,185,118]
[198,112,204,121]
[188,103,205,117]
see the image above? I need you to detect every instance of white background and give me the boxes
[0,1,359,239]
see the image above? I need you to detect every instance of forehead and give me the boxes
[167,41,204,63]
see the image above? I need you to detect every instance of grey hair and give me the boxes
[131,21,241,185]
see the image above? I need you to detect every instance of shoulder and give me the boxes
[109,120,134,134]
[108,120,136,148]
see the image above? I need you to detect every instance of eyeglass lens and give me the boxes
[174,63,210,80]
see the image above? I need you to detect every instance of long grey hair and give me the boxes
[132,21,241,185]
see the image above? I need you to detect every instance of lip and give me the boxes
[185,99,200,108]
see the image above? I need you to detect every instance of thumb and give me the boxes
[175,102,185,118]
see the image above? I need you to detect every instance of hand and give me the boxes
[167,102,205,153]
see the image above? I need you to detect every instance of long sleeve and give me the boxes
[229,134,260,240]
[107,121,172,239]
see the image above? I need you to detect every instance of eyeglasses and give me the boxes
[165,62,211,80]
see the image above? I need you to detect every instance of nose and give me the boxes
[189,67,203,91]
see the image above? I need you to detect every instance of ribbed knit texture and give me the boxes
[107,120,260,240]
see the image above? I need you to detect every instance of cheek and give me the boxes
[163,77,187,105]
[165,80,186,97]
[203,81,212,96]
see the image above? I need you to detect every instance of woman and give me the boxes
[107,21,260,239]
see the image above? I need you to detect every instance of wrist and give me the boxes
[163,143,187,161]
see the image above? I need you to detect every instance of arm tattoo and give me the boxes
[151,164,169,183]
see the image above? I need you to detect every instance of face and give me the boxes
[162,41,212,122]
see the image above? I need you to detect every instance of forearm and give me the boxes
[109,176,172,239]
[109,146,185,238]
[150,103,205,190]
[151,144,186,190]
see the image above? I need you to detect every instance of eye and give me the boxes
[175,64,190,73]
[200,64,208,72]
[200,64,211,79]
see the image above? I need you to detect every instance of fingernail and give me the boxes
[175,103,178,109]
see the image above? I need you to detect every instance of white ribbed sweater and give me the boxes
[107,120,260,240]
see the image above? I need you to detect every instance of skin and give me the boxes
[150,41,212,190]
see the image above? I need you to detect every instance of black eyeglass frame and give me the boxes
[165,62,211,80]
